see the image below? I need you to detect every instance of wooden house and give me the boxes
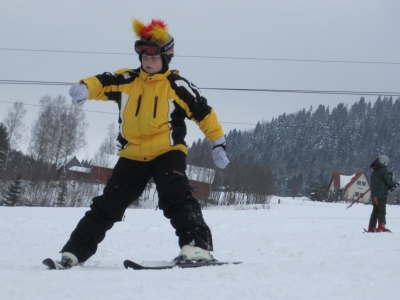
[89,155,119,184]
[63,154,216,202]
[68,166,92,182]
[56,156,82,179]
[186,165,216,200]
[328,172,371,203]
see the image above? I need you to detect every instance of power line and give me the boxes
[1,47,400,66]
[202,87,400,97]
[1,79,400,97]
[0,100,257,126]
[0,80,71,86]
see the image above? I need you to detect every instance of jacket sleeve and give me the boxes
[382,170,396,190]
[194,108,224,142]
[81,68,137,101]
[169,74,224,142]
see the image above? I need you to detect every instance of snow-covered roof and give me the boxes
[339,174,355,189]
[56,156,81,170]
[331,172,367,190]
[69,166,91,173]
[186,165,215,184]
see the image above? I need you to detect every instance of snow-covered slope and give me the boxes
[1,197,399,300]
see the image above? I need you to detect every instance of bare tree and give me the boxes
[92,122,118,168]
[51,97,88,166]
[102,122,118,155]
[3,102,27,169]
[29,96,53,163]
[29,95,87,166]
[210,159,274,206]
[0,123,8,171]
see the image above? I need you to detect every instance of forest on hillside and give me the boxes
[188,96,400,199]
[2,95,400,206]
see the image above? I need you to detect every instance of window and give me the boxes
[355,192,360,197]
[357,181,361,185]
[362,182,366,186]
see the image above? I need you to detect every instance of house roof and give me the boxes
[69,166,91,173]
[56,156,81,170]
[330,172,367,190]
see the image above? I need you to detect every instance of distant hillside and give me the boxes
[188,96,400,196]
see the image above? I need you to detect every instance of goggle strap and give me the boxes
[160,38,174,54]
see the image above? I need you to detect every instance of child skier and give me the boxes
[59,18,229,268]
[367,155,398,232]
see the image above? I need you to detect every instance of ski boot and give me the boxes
[377,223,392,233]
[174,245,215,264]
[60,252,79,269]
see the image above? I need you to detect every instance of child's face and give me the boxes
[142,54,163,74]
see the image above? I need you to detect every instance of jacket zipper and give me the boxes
[135,95,142,116]
[153,96,158,118]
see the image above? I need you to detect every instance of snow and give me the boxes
[1,196,400,300]
[69,166,91,173]
[340,173,355,189]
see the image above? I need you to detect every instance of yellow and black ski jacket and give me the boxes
[81,67,224,162]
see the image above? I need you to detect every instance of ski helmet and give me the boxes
[378,155,389,166]
[132,18,174,70]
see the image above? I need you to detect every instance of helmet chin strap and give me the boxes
[159,54,169,73]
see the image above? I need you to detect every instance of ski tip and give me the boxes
[123,260,144,270]
[42,258,57,270]
[123,260,130,269]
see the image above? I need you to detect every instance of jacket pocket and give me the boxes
[104,177,122,201]
[157,169,191,203]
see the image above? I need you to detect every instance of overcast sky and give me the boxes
[1,0,399,161]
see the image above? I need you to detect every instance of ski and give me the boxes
[42,258,80,270]
[363,228,392,233]
[43,257,242,270]
[123,259,242,270]
[42,258,59,270]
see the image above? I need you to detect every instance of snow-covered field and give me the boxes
[2,197,400,300]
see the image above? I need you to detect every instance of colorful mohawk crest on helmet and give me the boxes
[133,18,174,68]
[132,18,170,43]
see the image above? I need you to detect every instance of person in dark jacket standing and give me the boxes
[367,155,399,232]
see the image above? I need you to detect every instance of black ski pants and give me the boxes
[369,197,387,227]
[61,151,213,262]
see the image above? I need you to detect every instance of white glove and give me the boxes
[69,83,88,105]
[211,136,230,169]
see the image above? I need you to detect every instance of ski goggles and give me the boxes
[134,38,174,56]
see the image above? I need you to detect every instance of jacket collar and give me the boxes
[139,68,170,82]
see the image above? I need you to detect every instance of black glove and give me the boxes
[389,182,399,192]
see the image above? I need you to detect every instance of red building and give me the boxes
[65,155,216,201]
[186,165,215,200]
